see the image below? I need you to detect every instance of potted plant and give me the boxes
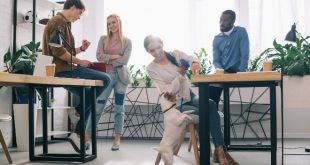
[2,41,41,151]
[186,48,212,79]
[249,36,310,76]
[249,36,310,140]
[3,41,41,103]
[141,65,152,88]
[129,65,142,88]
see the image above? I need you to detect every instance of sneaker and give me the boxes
[67,108,80,128]
[111,144,120,151]
[68,133,81,153]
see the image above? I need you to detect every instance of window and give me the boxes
[103,0,234,69]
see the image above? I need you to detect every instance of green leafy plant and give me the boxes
[186,48,212,78]
[248,48,273,72]
[3,41,41,103]
[3,41,41,74]
[141,65,152,88]
[129,65,142,88]
[250,36,310,76]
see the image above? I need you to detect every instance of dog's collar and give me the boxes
[162,103,176,114]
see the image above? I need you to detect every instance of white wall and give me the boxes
[0,0,14,147]
[0,0,13,70]
[71,0,105,62]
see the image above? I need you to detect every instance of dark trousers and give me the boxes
[209,68,237,107]
[209,86,223,108]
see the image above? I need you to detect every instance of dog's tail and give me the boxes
[152,147,161,152]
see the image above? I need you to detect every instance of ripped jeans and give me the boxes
[86,70,128,134]
[56,65,111,135]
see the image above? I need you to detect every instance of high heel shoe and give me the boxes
[213,145,229,165]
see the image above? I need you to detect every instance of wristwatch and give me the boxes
[80,46,85,52]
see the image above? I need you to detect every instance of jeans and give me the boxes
[209,68,237,107]
[86,70,128,134]
[175,95,226,150]
[209,86,223,108]
[56,65,111,134]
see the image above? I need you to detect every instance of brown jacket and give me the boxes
[42,12,77,73]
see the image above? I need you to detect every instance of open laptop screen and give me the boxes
[33,55,53,76]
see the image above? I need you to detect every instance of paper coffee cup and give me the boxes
[263,61,272,71]
[45,64,56,77]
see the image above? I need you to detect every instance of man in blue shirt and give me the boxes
[211,9,250,105]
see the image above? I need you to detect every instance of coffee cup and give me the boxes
[263,61,272,71]
[45,64,56,77]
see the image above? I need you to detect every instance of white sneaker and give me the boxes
[68,133,81,153]
[67,108,80,128]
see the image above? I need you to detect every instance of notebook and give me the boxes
[33,54,53,76]
[89,62,107,72]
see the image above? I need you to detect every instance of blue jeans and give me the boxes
[175,95,226,150]
[86,70,127,134]
[56,65,111,134]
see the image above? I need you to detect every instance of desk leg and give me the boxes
[270,82,277,165]
[42,87,48,154]
[281,78,284,165]
[223,87,230,146]
[91,87,97,156]
[28,85,35,161]
[199,83,210,165]
[79,87,86,162]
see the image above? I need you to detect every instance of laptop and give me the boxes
[33,54,53,76]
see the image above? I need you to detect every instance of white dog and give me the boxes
[153,93,194,165]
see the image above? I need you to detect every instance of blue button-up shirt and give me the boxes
[212,26,249,72]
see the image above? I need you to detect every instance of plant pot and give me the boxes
[13,104,37,151]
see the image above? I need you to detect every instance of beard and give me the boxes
[220,24,233,32]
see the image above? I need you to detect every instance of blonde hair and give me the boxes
[104,14,126,51]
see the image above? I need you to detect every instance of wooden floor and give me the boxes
[1,138,310,165]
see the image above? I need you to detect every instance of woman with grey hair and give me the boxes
[144,35,238,165]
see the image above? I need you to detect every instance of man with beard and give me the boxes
[210,9,250,106]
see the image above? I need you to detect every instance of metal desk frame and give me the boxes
[192,72,281,165]
[0,73,102,163]
[28,85,97,162]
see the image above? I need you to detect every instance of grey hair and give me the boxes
[143,35,163,51]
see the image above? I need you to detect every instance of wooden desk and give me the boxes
[192,71,281,165]
[0,73,103,162]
